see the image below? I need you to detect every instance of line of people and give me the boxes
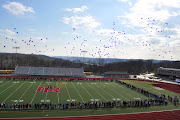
[116,80,179,106]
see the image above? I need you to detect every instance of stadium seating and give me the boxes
[13,66,85,77]
[14,66,30,75]
[44,67,58,76]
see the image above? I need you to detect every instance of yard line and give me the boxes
[45,81,50,103]
[65,83,71,100]
[16,79,35,104]
[80,84,94,99]
[101,83,129,100]
[95,84,115,98]
[30,81,42,104]
[0,80,12,88]
[56,81,59,104]
[86,83,107,101]
[2,81,26,103]
[0,83,16,95]
[71,82,85,103]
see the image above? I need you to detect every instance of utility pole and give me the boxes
[12,47,20,67]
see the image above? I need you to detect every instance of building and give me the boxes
[155,67,180,78]
[104,71,129,78]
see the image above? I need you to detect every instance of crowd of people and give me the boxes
[0,98,171,110]
[116,80,179,106]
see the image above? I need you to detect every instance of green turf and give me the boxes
[0,104,179,118]
[0,78,179,118]
[0,79,156,104]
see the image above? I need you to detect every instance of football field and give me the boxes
[0,78,179,105]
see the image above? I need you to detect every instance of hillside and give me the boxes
[0,53,82,70]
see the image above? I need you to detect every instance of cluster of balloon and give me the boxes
[1,28,55,54]
[64,17,174,63]
[139,17,173,60]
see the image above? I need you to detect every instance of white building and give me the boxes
[155,67,180,78]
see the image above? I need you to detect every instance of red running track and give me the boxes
[0,109,180,120]
[153,83,180,94]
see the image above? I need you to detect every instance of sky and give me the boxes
[0,0,180,60]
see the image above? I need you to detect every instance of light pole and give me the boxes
[81,50,88,63]
[81,51,88,70]
[12,47,20,67]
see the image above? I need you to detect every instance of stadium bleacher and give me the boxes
[13,66,85,77]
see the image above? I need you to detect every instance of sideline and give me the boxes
[0,109,179,119]
[0,104,178,113]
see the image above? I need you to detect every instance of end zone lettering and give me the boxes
[37,87,60,92]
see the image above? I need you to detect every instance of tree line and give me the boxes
[0,53,180,74]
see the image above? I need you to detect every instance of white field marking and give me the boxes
[2,81,26,103]
[41,99,50,102]
[46,82,52,84]
[0,83,16,95]
[101,83,128,100]
[71,82,85,103]
[30,81,42,104]
[0,81,3,83]
[134,98,141,100]
[0,80,12,88]
[112,98,121,101]
[29,82,36,83]
[77,82,82,85]
[127,81,161,95]
[56,81,59,104]
[67,99,76,102]
[16,80,35,104]
[45,81,50,103]
[95,84,115,98]
[12,100,24,102]
[65,83,71,100]
[13,81,19,83]
[91,99,100,101]
[91,83,96,84]
[105,83,109,84]
[86,83,107,101]
[109,83,146,99]
[62,82,67,84]
[80,84,94,99]
[71,99,76,102]
[153,87,165,90]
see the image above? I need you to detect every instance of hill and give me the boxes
[53,56,162,65]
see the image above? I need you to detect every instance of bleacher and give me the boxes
[14,66,85,77]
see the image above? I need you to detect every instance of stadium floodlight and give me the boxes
[12,47,20,67]
[81,50,88,63]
